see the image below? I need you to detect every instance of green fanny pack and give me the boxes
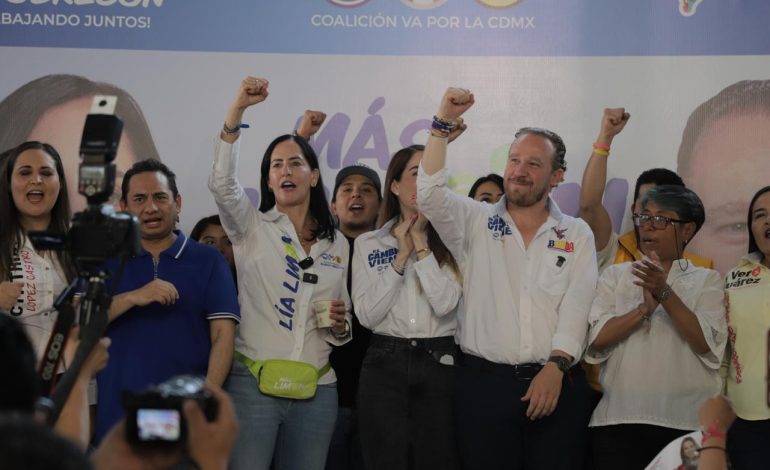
[235,351,331,400]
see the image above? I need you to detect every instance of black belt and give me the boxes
[460,352,544,381]
[370,334,456,352]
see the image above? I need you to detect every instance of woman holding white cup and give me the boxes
[209,76,351,470]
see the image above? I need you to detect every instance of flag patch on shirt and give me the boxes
[547,239,574,252]
[319,253,345,270]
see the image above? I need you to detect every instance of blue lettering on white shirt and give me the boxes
[367,247,398,267]
[487,215,512,240]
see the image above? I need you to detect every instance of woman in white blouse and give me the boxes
[585,185,727,470]
[352,145,462,470]
[0,141,76,361]
[209,77,351,470]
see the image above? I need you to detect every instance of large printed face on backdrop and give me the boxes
[25,96,140,213]
[683,113,770,274]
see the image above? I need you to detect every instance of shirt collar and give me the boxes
[737,251,765,268]
[496,195,563,225]
[372,217,397,242]
[262,206,283,222]
[138,229,188,259]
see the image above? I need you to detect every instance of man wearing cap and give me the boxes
[326,164,381,470]
[296,112,382,470]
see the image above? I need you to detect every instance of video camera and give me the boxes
[123,375,218,447]
[31,96,141,425]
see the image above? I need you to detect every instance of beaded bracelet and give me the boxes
[432,115,456,134]
[656,284,674,303]
[223,122,250,134]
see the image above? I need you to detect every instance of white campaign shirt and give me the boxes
[210,138,351,384]
[352,217,461,338]
[416,166,598,365]
[3,235,68,362]
[585,260,727,430]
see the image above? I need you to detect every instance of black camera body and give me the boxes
[67,205,140,273]
[123,375,218,447]
[29,95,141,271]
[32,95,142,425]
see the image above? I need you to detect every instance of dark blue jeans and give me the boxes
[358,334,460,470]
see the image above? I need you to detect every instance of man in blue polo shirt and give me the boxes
[94,159,240,444]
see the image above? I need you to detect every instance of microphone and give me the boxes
[299,257,314,270]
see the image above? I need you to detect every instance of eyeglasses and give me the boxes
[632,213,688,230]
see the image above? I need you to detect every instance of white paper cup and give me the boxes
[314,300,335,328]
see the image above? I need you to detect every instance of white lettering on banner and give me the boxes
[400,15,422,27]
[5,0,163,7]
[465,16,484,28]
[488,16,535,29]
[426,15,460,28]
[83,14,150,28]
[1,11,151,27]
[1,12,79,25]
[311,13,398,28]
[310,13,534,31]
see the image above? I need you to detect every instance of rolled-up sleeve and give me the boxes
[692,270,728,369]
[584,265,623,364]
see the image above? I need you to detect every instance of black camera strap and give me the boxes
[38,279,79,397]
[37,274,112,426]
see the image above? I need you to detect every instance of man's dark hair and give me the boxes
[121,159,179,202]
[633,168,684,204]
[514,127,567,172]
[0,315,39,414]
